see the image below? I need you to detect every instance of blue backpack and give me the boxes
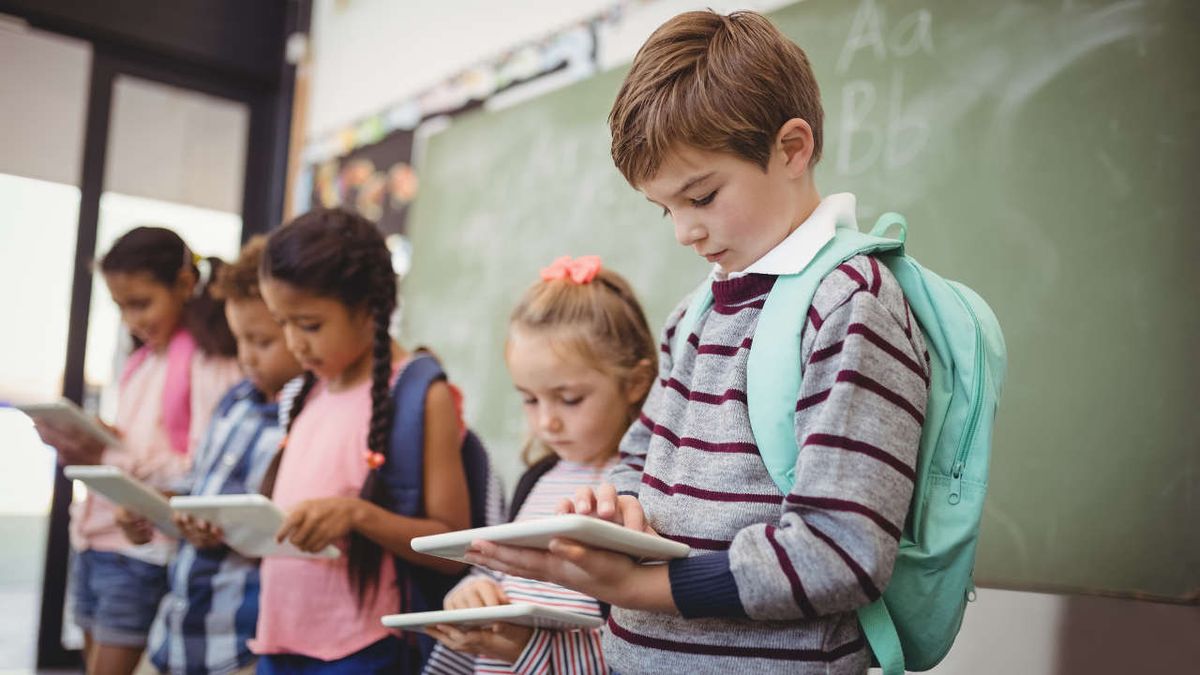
[282,355,505,671]
[673,213,1007,673]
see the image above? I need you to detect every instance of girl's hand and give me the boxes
[424,622,533,664]
[34,420,108,466]
[173,512,224,550]
[559,484,654,535]
[444,577,509,610]
[114,506,154,545]
[276,497,362,553]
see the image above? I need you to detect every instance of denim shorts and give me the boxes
[256,637,409,675]
[72,549,168,647]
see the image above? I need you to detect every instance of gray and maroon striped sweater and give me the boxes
[603,255,929,674]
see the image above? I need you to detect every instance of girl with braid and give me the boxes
[249,209,472,674]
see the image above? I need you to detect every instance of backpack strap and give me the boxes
[745,223,903,494]
[381,354,447,519]
[509,455,560,521]
[858,598,905,675]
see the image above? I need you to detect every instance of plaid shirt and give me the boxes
[147,380,283,675]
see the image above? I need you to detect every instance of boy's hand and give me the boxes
[114,506,154,545]
[424,622,533,665]
[276,497,362,552]
[173,512,224,550]
[464,537,675,614]
[444,577,509,610]
[559,484,654,534]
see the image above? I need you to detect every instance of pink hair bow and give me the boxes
[540,255,602,284]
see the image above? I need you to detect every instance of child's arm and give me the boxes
[278,381,470,574]
[667,262,928,621]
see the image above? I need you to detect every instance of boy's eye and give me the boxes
[691,190,717,207]
[299,323,320,333]
[522,397,537,406]
[561,395,583,406]
[661,206,671,219]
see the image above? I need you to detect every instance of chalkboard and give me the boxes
[402,0,1200,603]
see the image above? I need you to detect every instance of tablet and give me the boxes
[63,465,179,538]
[381,603,604,632]
[17,399,123,449]
[169,494,340,559]
[410,514,690,564]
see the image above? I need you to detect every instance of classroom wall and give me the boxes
[303,2,1199,672]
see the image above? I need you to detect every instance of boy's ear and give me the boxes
[624,358,655,405]
[776,117,815,177]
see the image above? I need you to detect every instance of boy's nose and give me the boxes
[674,216,704,247]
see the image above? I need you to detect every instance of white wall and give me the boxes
[305,0,795,141]
[304,2,1200,672]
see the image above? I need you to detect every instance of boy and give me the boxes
[466,10,929,674]
[118,236,302,675]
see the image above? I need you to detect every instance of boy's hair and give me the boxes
[99,226,236,358]
[608,10,823,186]
[258,208,397,607]
[211,235,267,302]
[509,266,657,465]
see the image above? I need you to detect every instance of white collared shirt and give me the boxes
[721,192,858,279]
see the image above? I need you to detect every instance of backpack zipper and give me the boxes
[948,284,985,506]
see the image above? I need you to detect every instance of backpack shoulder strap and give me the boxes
[748,224,903,494]
[509,455,560,521]
[671,279,716,359]
[385,354,446,517]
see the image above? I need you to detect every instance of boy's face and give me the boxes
[225,297,302,398]
[639,142,805,274]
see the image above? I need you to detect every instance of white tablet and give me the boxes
[169,494,340,560]
[63,465,179,538]
[411,514,690,564]
[381,603,604,632]
[17,399,123,449]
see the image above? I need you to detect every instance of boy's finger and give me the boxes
[572,486,596,515]
[556,497,576,515]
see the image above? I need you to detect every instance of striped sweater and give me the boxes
[604,256,929,674]
[425,458,613,675]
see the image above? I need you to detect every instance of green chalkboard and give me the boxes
[403,0,1200,603]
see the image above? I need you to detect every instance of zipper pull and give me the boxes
[948,461,964,505]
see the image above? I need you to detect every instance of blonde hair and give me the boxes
[608,10,824,187]
[509,267,657,465]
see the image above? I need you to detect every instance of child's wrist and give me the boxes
[617,563,675,613]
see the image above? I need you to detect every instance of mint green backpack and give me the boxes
[673,213,1007,673]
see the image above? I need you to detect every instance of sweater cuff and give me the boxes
[668,552,747,619]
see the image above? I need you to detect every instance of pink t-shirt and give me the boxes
[70,350,241,564]
[250,371,403,661]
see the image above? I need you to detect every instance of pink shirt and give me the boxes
[70,350,241,564]
[250,371,403,661]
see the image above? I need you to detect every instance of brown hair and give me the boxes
[211,235,267,302]
[99,226,236,358]
[608,10,823,186]
[258,208,397,608]
[508,266,657,465]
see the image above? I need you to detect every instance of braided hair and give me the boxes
[258,208,397,606]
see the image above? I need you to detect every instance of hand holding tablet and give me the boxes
[382,603,603,633]
[170,494,341,559]
[63,465,179,538]
[411,514,690,564]
[17,399,123,450]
